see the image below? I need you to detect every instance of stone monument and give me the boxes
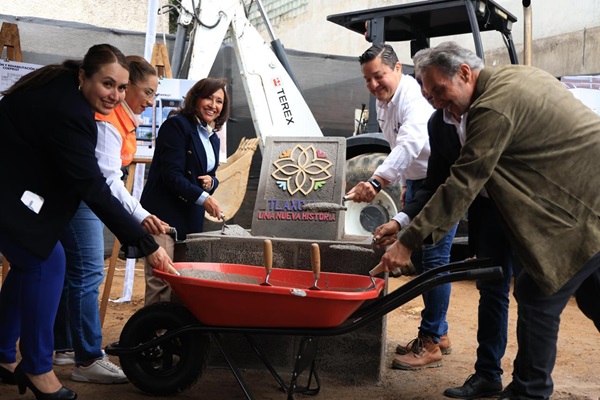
[251,136,346,240]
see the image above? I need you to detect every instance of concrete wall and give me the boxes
[2,1,599,75]
[0,14,167,66]
[267,0,600,75]
[0,0,159,33]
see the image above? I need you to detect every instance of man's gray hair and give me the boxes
[413,41,484,79]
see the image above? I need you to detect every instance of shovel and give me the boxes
[301,193,356,213]
[308,243,321,290]
[260,239,273,286]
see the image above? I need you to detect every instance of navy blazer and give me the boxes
[0,70,155,259]
[140,113,220,238]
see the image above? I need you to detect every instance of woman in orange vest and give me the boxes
[53,56,167,384]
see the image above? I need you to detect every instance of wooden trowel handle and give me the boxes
[369,261,406,277]
[369,262,384,276]
[263,239,273,274]
[310,243,320,280]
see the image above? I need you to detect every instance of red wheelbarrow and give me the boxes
[105,257,501,399]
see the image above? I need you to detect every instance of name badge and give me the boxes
[21,190,44,214]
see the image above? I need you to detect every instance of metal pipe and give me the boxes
[255,0,303,92]
[171,23,188,78]
[523,0,532,66]
[464,0,485,63]
[255,0,277,41]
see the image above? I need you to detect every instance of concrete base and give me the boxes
[175,230,387,384]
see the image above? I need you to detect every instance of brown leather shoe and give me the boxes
[396,333,452,355]
[391,335,443,370]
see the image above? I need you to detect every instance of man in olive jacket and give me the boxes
[380,42,600,399]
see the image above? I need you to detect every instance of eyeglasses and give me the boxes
[130,82,158,100]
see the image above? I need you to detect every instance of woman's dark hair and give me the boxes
[2,44,128,96]
[177,77,230,131]
[126,55,157,84]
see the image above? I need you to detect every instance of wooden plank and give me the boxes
[99,162,137,327]
[150,43,172,78]
[0,22,23,62]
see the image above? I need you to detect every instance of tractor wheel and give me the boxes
[345,153,401,236]
[118,302,209,396]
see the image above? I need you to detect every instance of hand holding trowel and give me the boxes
[301,193,356,213]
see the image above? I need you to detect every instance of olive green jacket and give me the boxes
[400,65,600,295]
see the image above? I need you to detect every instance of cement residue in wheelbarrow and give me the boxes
[155,262,386,328]
[179,268,260,284]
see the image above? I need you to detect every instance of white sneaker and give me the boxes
[53,351,75,366]
[71,358,128,384]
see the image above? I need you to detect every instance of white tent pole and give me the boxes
[144,0,160,61]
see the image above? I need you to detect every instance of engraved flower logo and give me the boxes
[271,144,333,195]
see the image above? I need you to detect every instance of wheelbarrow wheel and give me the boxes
[118,302,209,396]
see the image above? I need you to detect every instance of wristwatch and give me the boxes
[368,178,382,193]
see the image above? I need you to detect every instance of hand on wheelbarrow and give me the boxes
[146,246,179,275]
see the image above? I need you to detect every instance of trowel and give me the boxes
[301,193,356,213]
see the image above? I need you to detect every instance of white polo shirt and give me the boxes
[373,73,434,186]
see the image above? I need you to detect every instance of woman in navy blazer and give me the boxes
[140,77,229,304]
[0,44,173,400]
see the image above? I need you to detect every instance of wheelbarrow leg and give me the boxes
[244,334,289,392]
[287,336,321,399]
[213,333,255,400]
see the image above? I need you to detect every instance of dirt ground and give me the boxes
[4,260,598,400]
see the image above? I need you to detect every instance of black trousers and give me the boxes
[511,251,600,399]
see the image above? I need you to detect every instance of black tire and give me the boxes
[118,302,209,396]
[345,153,402,209]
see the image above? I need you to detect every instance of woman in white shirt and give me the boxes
[53,56,166,385]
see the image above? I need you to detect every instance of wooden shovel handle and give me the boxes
[263,239,273,274]
[310,243,320,280]
[343,192,356,202]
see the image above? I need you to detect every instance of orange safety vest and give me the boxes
[95,104,137,166]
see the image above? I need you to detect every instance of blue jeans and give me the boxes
[471,196,518,383]
[54,202,105,363]
[0,237,65,374]
[405,179,458,341]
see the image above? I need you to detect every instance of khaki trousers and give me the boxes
[144,233,178,305]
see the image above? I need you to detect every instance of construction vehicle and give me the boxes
[170,0,522,236]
